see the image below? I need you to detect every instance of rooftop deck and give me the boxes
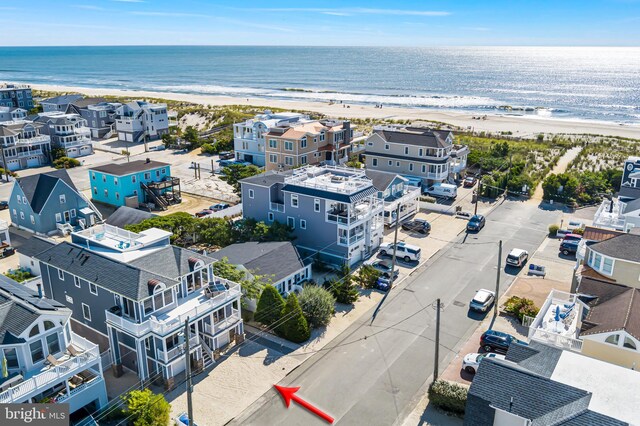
[285,165,373,195]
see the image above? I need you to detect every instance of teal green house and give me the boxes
[89,159,181,210]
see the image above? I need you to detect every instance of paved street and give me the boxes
[230,199,562,426]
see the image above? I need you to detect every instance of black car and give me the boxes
[480,329,526,353]
[0,246,15,258]
[0,200,8,210]
[370,260,400,279]
[467,214,486,232]
[401,218,431,234]
[559,240,579,256]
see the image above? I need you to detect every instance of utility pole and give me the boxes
[474,181,482,216]
[433,298,441,383]
[494,240,503,316]
[389,203,401,290]
[184,318,194,426]
[0,146,9,182]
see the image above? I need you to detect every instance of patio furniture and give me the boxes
[66,344,84,357]
[528,264,546,277]
[45,354,62,367]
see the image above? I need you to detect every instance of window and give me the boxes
[58,194,65,204]
[43,321,55,331]
[22,196,26,204]
[93,187,97,195]
[409,163,414,171]
[396,161,400,167]
[285,156,293,166]
[104,189,108,198]
[285,141,294,151]
[287,217,295,229]
[2,348,18,369]
[605,334,620,346]
[314,199,320,212]
[70,209,76,218]
[388,160,393,166]
[30,215,35,225]
[291,194,299,208]
[116,192,120,201]
[162,168,166,174]
[16,194,21,204]
[29,324,40,337]
[58,269,64,281]
[404,146,409,155]
[144,298,153,315]
[12,209,16,217]
[156,170,160,177]
[82,303,91,321]
[89,283,98,295]
[30,340,44,363]
[102,175,106,182]
[603,257,614,275]
[269,154,278,163]
[114,177,118,185]
[46,333,60,355]
[269,139,277,148]
[422,165,426,173]
[248,189,254,199]
[268,212,274,221]
[19,211,24,220]
[372,158,378,167]
[300,219,307,229]
[419,148,423,156]
[132,175,136,183]
[301,137,307,148]
[385,144,390,150]
[74,276,80,288]
[301,155,307,165]
[624,337,637,350]
[144,172,151,180]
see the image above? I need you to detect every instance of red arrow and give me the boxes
[274,385,334,424]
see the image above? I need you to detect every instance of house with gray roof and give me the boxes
[0,274,107,419]
[33,224,243,388]
[241,165,384,266]
[0,84,33,109]
[0,120,51,171]
[212,241,311,296]
[36,112,94,158]
[115,100,169,143]
[364,125,469,185]
[365,169,420,226]
[465,341,633,425]
[66,98,121,139]
[8,169,101,235]
[0,106,27,122]
[105,206,156,228]
[40,94,83,113]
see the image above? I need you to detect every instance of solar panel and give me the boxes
[0,274,63,310]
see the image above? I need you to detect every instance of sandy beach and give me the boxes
[31,83,640,139]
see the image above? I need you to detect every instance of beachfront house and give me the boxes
[37,113,94,158]
[211,241,311,296]
[0,121,51,171]
[32,225,244,389]
[0,84,33,109]
[9,169,101,235]
[466,340,636,425]
[240,165,384,266]
[0,275,108,419]
[89,159,181,210]
[364,126,468,185]
[365,169,420,226]
[66,99,121,139]
[619,156,640,201]
[115,101,169,143]
[0,106,27,122]
[233,111,309,167]
[40,94,83,113]
[264,119,354,172]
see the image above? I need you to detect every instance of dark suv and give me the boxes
[401,218,431,234]
[480,330,526,353]
[559,240,579,256]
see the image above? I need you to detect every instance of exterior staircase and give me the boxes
[140,182,169,210]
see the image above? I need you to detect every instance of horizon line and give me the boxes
[1,44,640,48]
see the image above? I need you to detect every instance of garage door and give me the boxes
[67,148,78,158]
[26,157,40,168]
[125,133,133,142]
[6,160,20,171]
[80,146,92,156]
[118,132,126,141]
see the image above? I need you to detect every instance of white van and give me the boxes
[423,183,457,199]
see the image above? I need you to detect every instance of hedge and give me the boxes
[428,380,468,415]
[504,296,540,322]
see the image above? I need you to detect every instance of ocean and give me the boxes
[1,46,639,124]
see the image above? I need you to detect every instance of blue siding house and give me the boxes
[89,159,181,210]
[9,169,101,235]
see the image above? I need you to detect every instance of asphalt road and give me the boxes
[229,199,562,426]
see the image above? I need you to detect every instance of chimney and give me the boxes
[36,283,44,299]
[509,396,514,412]
[609,199,614,213]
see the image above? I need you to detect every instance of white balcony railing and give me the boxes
[55,375,103,403]
[203,309,242,336]
[529,328,583,352]
[156,336,199,363]
[14,150,43,158]
[105,281,241,337]
[17,135,50,144]
[0,335,100,404]
[269,202,285,212]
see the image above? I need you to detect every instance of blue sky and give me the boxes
[2,0,639,46]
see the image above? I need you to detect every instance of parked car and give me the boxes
[423,183,457,199]
[559,240,579,256]
[506,248,529,267]
[195,209,213,218]
[378,242,421,262]
[562,233,582,243]
[0,246,15,258]
[463,176,477,188]
[462,352,505,374]
[218,151,234,160]
[371,260,400,279]
[218,159,234,167]
[401,218,431,234]
[469,289,496,312]
[0,200,8,210]
[467,214,486,232]
[149,145,166,151]
[567,220,585,232]
[210,203,230,211]
[480,330,526,353]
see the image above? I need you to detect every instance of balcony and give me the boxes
[269,202,285,212]
[9,150,44,158]
[105,280,241,337]
[156,336,199,363]
[202,309,241,336]
[339,232,365,246]
[0,334,100,404]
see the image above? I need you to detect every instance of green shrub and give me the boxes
[4,269,34,283]
[419,195,437,203]
[427,380,468,415]
[278,293,311,343]
[572,227,584,235]
[548,224,559,237]
[298,285,335,328]
[0,168,17,178]
[53,157,81,169]
[122,388,170,426]
[254,285,285,327]
[328,265,359,305]
[355,264,381,289]
[504,296,540,321]
[200,143,216,155]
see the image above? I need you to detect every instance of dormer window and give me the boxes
[588,250,615,276]
[29,324,40,337]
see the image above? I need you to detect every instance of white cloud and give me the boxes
[73,5,106,11]
[129,11,209,18]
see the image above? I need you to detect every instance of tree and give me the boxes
[53,157,81,169]
[51,147,66,161]
[232,218,292,242]
[328,265,359,304]
[254,285,285,327]
[123,388,170,426]
[125,212,197,244]
[183,126,200,147]
[212,257,265,302]
[220,164,263,194]
[298,285,335,328]
[197,217,235,247]
[355,264,381,289]
[162,133,176,147]
[278,293,311,343]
